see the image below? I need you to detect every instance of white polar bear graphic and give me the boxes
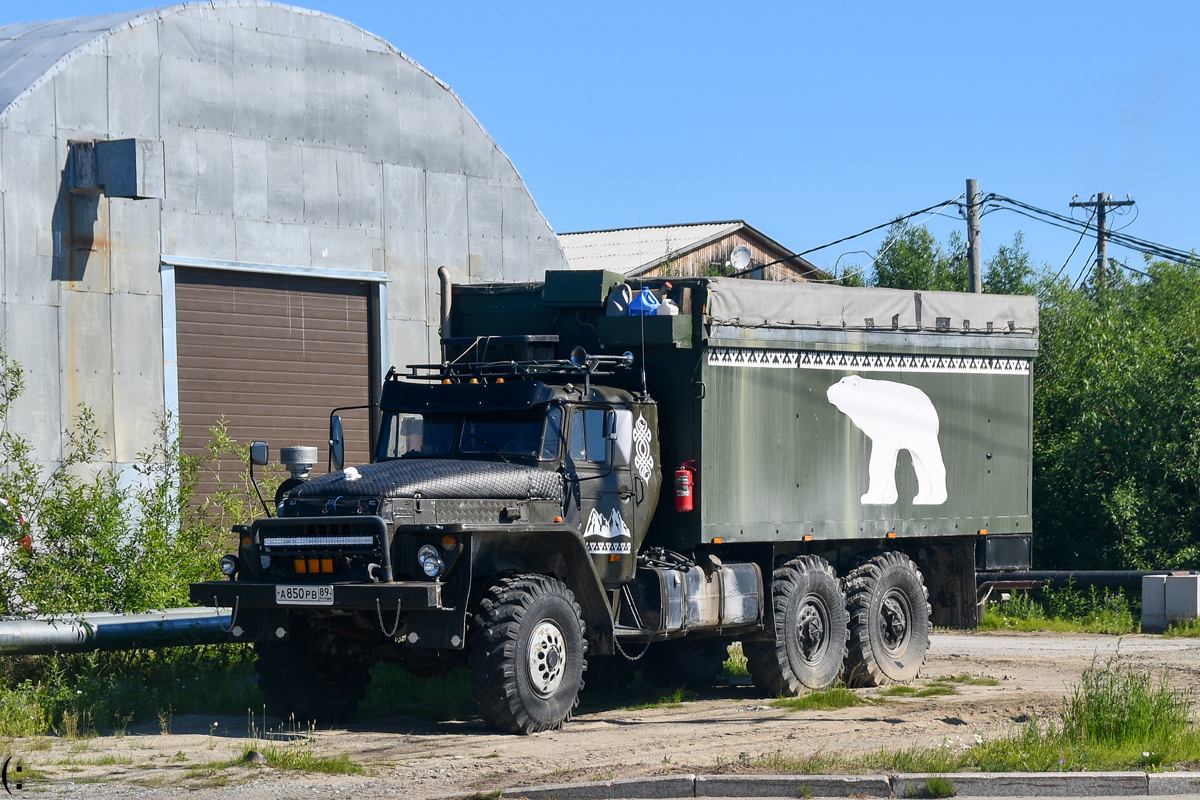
[826,376,948,505]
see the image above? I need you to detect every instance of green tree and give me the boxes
[1033,258,1200,569]
[870,223,968,291]
[985,231,1035,295]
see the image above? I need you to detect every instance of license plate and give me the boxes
[275,584,334,606]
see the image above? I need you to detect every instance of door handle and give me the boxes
[633,475,645,505]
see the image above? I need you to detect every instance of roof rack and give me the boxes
[402,349,635,394]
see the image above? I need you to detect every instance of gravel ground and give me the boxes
[9,630,1198,799]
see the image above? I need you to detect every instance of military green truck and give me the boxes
[191,269,1037,734]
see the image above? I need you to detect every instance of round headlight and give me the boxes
[219,555,239,578]
[417,544,444,578]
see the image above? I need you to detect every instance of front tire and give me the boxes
[744,555,848,696]
[843,552,931,687]
[469,575,587,734]
[254,622,371,725]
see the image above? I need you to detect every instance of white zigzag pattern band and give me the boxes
[707,348,1031,375]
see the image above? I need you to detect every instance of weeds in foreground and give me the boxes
[741,655,1200,774]
[933,674,999,687]
[879,684,956,699]
[923,776,957,797]
[722,642,749,679]
[980,582,1135,635]
[621,686,694,711]
[770,687,865,712]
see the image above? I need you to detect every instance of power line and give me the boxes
[729,197,964,278]
[1053,207,1097,282]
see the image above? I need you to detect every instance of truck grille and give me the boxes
[254,517,386,553]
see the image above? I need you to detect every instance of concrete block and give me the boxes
[696,773,891,797]
[232,61,294,140]
[161,211,236,261]
[59,289,116,459]
[109,199,162,296]
[265,141,304,224]
[468,177,504,281]
[363,51,401,163]
[1143,575,1167,634]
[3,129,60,305]
[162,124,199,213]
[54,49,109,135]
[308,226,381,272]
[301,146,340,225]
[388,318,434,370]
[502,774,695,799]
[4,78,57,137]
[232,25,303,73]
[111,293,164,463]
[233,219,311,267]
[107,22,161,140]
[231,136,269,221]
[1166,575,1200,625]
[195,131,234,217]
[890,771,1147,797]
[5,303,60,462]
[1148,771,1200,795]
[336,151,381,229]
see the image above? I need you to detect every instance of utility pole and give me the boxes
[966,178,982,293]
[1069,191,1135,285]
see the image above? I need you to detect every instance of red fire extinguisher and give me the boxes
[675,460,697,513]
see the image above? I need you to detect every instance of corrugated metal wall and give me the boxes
[175,268,373,495]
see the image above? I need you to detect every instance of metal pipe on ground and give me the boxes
[977,570,1177,591]
[0,607,235,656]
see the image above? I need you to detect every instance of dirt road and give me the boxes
[24,631,1200,799]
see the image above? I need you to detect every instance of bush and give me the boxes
[0,343,284,733]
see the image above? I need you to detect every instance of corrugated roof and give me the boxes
[558,221,747,275]
[0,9,150,116]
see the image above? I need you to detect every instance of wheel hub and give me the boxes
[881,591,911,654]
[796,598,829,664]
[527,620,567,697]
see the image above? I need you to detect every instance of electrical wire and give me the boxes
[1053,207,1096,283]
[728,196,965,278]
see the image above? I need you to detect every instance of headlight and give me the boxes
[219,555,239,578]
[417,544,444,578]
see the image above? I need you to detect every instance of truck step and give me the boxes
[613,624,656,639]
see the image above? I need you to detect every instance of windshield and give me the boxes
[377,406,563,461]
[377,412,455,459]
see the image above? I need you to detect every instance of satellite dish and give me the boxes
[730,246,752,271]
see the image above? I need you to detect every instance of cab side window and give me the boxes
[569,408,609,464]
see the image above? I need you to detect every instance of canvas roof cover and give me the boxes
[705,278,1038,334]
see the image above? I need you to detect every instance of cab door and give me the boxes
[564,406,634,586]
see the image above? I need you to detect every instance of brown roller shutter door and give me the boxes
[175,268,376,497]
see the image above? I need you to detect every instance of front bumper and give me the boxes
[190,579,442,610]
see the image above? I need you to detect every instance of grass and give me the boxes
[770,687,865,712]
[240,743,363,774]
[722,642,750,679]
[356,664,471,720]
[738,655,1200,774]
[923,776,957,797]
[979,583,1136,635]
[879,684,957,698]
[1165,620,1200,638]
[933,674,999,687]
[621,686,694,711]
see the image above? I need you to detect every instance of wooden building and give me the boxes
[558,221,822,281]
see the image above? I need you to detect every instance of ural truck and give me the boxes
[191,269,1038,734]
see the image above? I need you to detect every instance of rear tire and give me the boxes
[469,575,587,734]
[642,639,730,690]
[254,622,370,725]
[745,555,848,696]
[843,552,931,687]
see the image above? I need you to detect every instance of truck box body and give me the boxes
[448,274,1038,555]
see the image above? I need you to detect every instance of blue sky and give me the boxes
[10,2,1200,282]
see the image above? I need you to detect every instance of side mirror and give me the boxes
[249,441,269,467]
[329,415,345,472]
[610,410,633,466]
